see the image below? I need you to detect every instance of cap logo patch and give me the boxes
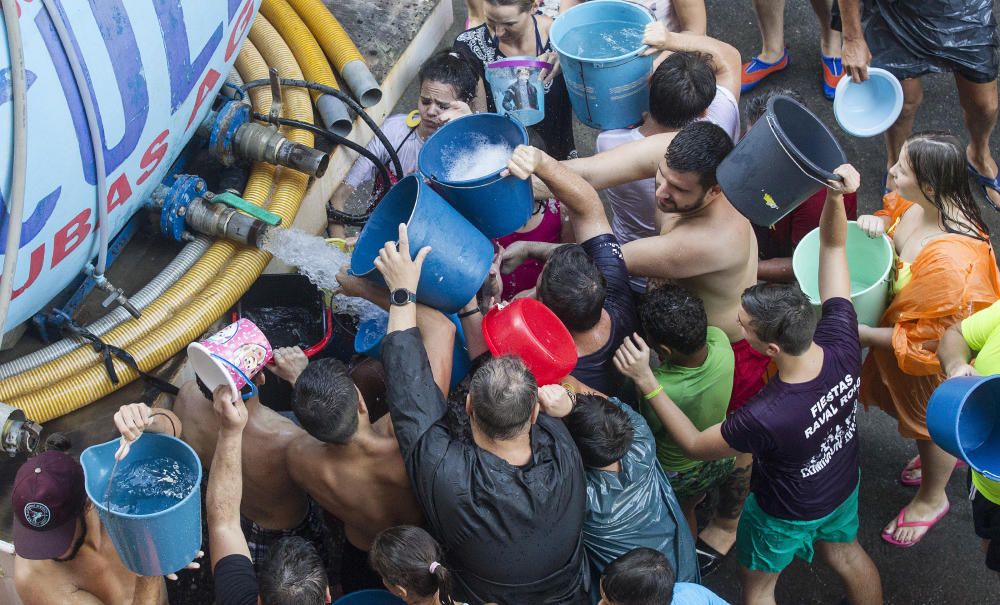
[24,502,51,528]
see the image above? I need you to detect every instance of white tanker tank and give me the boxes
[0,0,264,334]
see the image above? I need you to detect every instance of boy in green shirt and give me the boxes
[938,299,1000,579]
[638,285,736,561]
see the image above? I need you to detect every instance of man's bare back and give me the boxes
[172,381,309,530]
[15,509,164,605]
[288,413,422,551]
[625,194,758,341]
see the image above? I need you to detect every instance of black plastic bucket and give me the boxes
[718,95,846,226]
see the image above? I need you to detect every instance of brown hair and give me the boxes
[370,526,452,603]
[485,0,536,11]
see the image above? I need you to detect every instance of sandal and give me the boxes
[899,455,967,487]
[695,538,726,577]
[881,502,950,548]
[967,163,1000,211]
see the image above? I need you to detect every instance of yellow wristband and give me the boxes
[643,385,663,400]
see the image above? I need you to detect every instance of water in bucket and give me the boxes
[442,134,514,182]
[107,456,198,515]
[486,57,549,126]
[556,22,644,59]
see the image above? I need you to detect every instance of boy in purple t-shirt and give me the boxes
[614,164,883,605]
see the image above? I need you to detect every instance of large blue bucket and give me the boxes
[927,375,1000,481]
[80,434,203,576]
[333,589,406,605]
[417,113,533,239]
[350,176,493,313]
[550,0,654,130]
[355,312,471,389]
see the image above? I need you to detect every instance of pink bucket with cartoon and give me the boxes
[187,319,273,400]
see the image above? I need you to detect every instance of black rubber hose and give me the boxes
[254,113,388,226]
[243,78,403,179]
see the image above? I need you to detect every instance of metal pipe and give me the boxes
[184,198,273,248]
[40,0,111,278]
[233,121,329,177]
[0,0,29,338]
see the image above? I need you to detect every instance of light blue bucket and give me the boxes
[417,113,533,239]
[833,67,904,138]
[927,375,1000,481]
[355,311,472,389]
[81,434,203,576]
[550,0,654,129]
[486,57,549,126]
[350,175,494,313]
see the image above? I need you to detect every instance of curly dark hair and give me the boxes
[639,284,708,356]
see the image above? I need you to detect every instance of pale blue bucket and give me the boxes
[927,375,1000,481]
[550,0,654,129]
[833,68,903,138]
[355,312,472,389]
[81,434,203,576]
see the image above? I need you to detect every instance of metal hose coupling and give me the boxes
[234,122,329,177]
[0,402,41,456]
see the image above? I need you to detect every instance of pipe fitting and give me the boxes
[0,403,41,456]
[185,198,273,248]
[233,122,329,177]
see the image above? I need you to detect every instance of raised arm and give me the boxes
[818,164,859,303]
[614,334,738,460]
[838,0,870,82]
[642,23,742,99]
[207,386,251,570]
[506,146,610,243]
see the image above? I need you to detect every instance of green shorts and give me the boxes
[666,457,736,501]
[736,481,860,573]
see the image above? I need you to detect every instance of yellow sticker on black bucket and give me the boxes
[763,193,779,210]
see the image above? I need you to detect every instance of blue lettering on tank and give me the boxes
[0,68,37,106]
[154,0,223,113]
[0,188,61,248]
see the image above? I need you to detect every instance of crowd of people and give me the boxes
[10,0,1000,603]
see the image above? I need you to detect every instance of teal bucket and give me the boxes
[350,175,493,313]
[80,434,203,576]
[417,113,533,239]
[550,0,654,129]
[354,311,472,389]
[792,221,893,326]
[333,589,406,605]
[927,375,1000,481]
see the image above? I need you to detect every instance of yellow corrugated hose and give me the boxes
[9,17,315,422]
[260,0,341,105]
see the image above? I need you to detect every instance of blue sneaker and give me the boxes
[822,54,844,100]
[740,49,790,93]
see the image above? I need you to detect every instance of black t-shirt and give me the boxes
[572,234,639,399]
[382,328,591,604]
[721,298,862,520]
[214,554,258,605]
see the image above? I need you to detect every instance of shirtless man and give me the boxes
[12,446,177,604]
[287,287,456,593]
[164,350,326,570]
[621,120,765,573]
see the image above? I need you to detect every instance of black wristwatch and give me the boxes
[390,288,417,306]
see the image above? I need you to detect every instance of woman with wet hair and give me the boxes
[370,525,467,605]
[857,131,1000,549]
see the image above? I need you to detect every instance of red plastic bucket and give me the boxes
[482,299,577,385]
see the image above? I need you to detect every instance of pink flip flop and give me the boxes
[899,456,967,487]
[881,503,950,548]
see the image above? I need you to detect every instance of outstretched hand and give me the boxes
[113,403,154,461]
[856,215,885,239]
[612,333,654,383]
[538,384,574,418]
[373,223,431,293]
[267,347,308,385]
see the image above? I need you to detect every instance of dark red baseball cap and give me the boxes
[12,451,86,560]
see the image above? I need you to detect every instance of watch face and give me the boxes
[392,289,412,305]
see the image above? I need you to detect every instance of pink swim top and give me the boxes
[495,198,562,301]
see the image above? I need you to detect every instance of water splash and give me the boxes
[260,227,387,324]
[107,456,197,515]
[443,134,513,181]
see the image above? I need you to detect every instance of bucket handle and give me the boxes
[427,172,509,189]
[766,112,843,186]
[210,354,259,401]
[983,470,1000,482]
[488,59,553,70]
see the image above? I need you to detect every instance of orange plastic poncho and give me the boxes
[861,193,1000,440]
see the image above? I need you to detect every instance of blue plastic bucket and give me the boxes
[80,434,203,576]
[355,312,472,389]
[486,57,550,126]
[333,589,406,605]
[350,175,493,313]
[927,375,1000,481]
[550,0,654,129]
[417,113,533,239]
[833,68,903,138]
